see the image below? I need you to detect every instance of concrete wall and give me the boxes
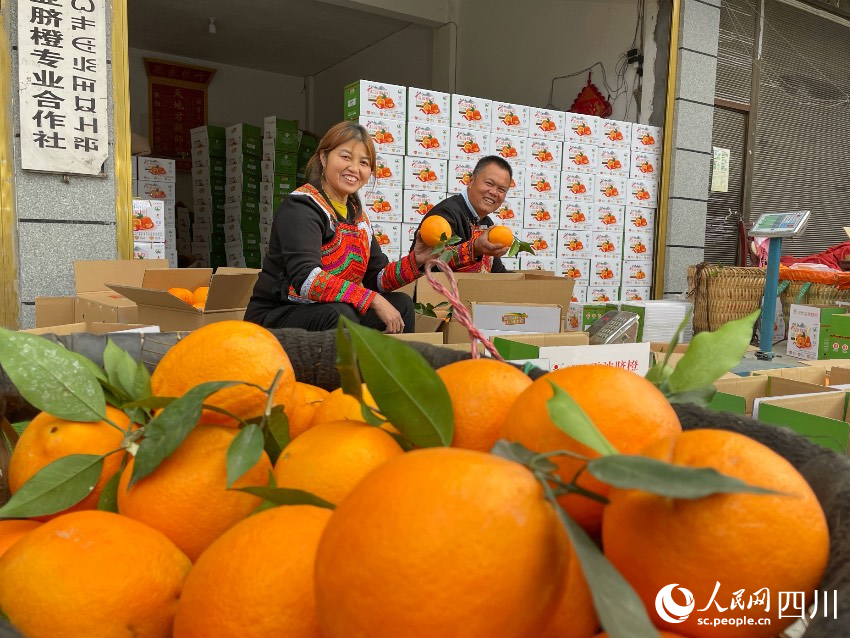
[452,0,645,121]
[309,23,434,135]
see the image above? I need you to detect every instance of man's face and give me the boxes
[467,164,511,218]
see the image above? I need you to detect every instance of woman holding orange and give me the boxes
[246,121,431,333]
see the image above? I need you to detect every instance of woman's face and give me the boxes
[321,140,372,200]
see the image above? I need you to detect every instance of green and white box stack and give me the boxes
[190,125,227,268]
[225,123,262,268]
[260,117,299,259]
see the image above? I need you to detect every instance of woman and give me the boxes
[245,121,431,333]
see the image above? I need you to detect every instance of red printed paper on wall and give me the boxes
[145,58,216,171]
[569,73,612,118]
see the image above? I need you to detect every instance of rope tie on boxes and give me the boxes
[423,257,504,362]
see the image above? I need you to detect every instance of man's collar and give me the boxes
[460,189,480,223]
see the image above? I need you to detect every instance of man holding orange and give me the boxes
[412,156,514,273]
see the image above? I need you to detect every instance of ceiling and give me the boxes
[127,0,413,77]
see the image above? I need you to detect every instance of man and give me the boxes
[413,155,513,273]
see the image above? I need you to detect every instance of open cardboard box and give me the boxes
[35,259,170,327]
[22,322,158,336]
[492,333,649,374]
[106,267,259,332]
[388,332,444,345]
[709,375,839,416]
[753,391,849,453]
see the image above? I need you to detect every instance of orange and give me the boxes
[419,215,452,246]
[436,358,531,451]
[8,406,130,519]
[594,633,686,638]
[488,225,514,247]
[0,520,41,558]
[288,382,330,439]
[0,510,191,638]
[314,448,567,638]
[167,287,195,304]
[173,505,331,638]
[192,301,205,310]
[602,429,829,638]
[151,320,296,427]
[192,286,209,305]
[542,543,599,638]
[503,364,681,536]
[117,424,272,561]
[273,420,403,505]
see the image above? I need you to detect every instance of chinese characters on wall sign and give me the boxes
[144,58,215,172]
[18,0,108,175]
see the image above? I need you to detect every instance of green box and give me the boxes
[787,305,847,361]
[759,402,849,453]
[191,125,226,157]
[620,303,646,342]
[262,152,298,175]
[241,214,261,233]
[828,314,850,359]
[264,117,300,152]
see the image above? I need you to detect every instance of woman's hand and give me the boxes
[412,232,434,268]
[371,294,405,334]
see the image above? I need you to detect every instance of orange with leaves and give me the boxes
[0,510,191,638]
[314,448,568,638]
[173,505,331,638]
[603,429,829,638]
[117,424,272,561]
[8,405,130,520]
[435,359,531,452]
[273,420,403,505]
[487,225,514,248]
[418,215,452,247]
[150,320,296,427]
[503,364,681,536]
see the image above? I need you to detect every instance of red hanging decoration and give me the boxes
[569,73,612,118]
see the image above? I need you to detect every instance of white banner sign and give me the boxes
[18,0,108,175]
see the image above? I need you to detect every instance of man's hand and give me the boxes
[370,294,405,334]
[411,232,433,267]
[473,230,511,258]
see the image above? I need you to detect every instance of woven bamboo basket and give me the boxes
[688,263,850,334]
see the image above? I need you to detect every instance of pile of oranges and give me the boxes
[0,321,831,638]
[167,286,209,311]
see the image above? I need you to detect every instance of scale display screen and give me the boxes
[749,210,810,238]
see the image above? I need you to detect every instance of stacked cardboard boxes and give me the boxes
[132,157,177,266]
[189,125,227,268]
[224,123,262,268]
[260,118,298,260]
[343,80,661,296]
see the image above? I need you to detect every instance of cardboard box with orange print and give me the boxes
[402,190,447,224]
[593,204,625,231]
[489,133,527,169]
[137,180,176,203]
[132,199,166,243]
[571,285,588,304]
[358,116,406,156]
[373,153,404,189]
[622,286,651,302]
[560,172,595,203]
[524,168,560,200]
[562,142,597,175]
[508,166,525,195]
[565,113,601,145]
[525,139,562,171]
[558,258,590,285]
[406,122,450,160]
[626,206,655,231]
[371,221,402,253]
[631,124,663,153]
[501,257,520,271]
[596,176,627,206]
[133,242,166,261]
[630,150,661,181]
[448,160,477,194]
[529,107,565,141]
[559,201,593,231]
[450,94,492,131]
[622,259,652,286]
[407,87,450,125]
[344,80,407,121]
[592,231,623,260]
[587,286,620,304]
[403,157,448,192]
[557,229,592,260]
[521,228,557,258]
[138,157,176,182]
[518,256,557,273]
[490,101,530,136]
[627,178,658,207]
[491,197,524,229]
[449,128,491,161]
[624,228,654,260]
[590,258,621,286]
[598,119,632,149]
[523,198,558,230]
[401,222,418,249]
[362,187,402,223]
[596,147,631,178]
